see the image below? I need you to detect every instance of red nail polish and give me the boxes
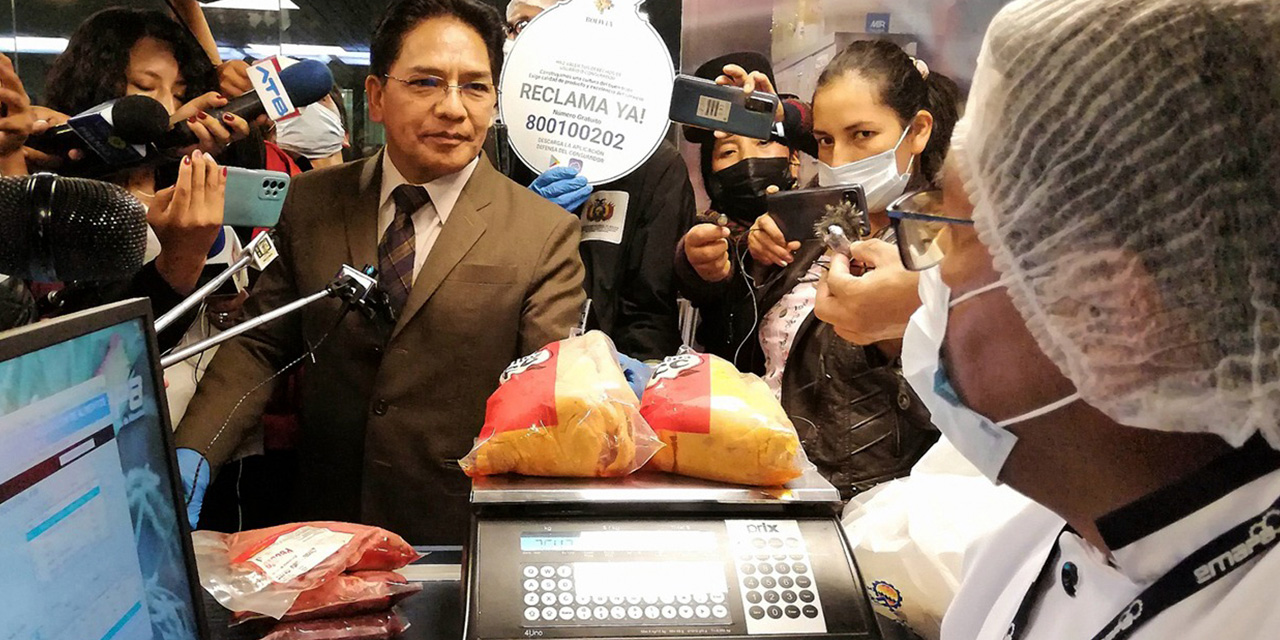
[222,167,227,176]
[198,111,208,119]
[222,113,234,122]
[187,116,196,123]
[183,155,191,165]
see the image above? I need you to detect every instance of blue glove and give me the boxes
[177,448,210,530]
[617,353,654,401]
[529,166,593,212]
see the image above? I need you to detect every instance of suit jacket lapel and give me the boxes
[390,154,498,340]
[346,151,383,270]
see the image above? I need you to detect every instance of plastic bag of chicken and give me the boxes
[460,331,663,477]
[640,350,808,486]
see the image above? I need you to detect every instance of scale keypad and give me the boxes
[727,521,827,634]
[521,564,732,627]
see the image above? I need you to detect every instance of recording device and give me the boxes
[669,74,780,141]
[767,186,869,245]
[24,95,170,165]
[223,167,290,228]
[0,173,148,282]
[157,59,335,150]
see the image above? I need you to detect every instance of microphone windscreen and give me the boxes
[280,59,335,109]
[111,95,172,144]
[0,175,148,282]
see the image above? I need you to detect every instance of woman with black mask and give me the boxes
[675,47,944,500]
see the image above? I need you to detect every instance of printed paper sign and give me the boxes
[580,191,629,244]
[499,0,674,185]
[245,525,354,584]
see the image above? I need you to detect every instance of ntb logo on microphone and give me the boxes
[250,57,302,122]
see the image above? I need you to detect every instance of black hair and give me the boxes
[370,0,505,82]
[815,40,961,187]
[44,7,217,116]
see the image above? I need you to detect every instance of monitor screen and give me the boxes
[0,301,204,640]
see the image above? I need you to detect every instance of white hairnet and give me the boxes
[955,0,1280,447]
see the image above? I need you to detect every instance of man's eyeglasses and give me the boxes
[383,74,496,104]
[886,190,974,271]
[506,19,530,38]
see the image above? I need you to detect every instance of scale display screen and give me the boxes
[520,530,717,553]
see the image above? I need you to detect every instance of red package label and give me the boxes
[641,353,712,434]
[478,342,562,440]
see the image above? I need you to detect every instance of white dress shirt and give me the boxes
[378,153,479,283]
[942,438,1280,640]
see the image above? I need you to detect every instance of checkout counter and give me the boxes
[206,470,902,640]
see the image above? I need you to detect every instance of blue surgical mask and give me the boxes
[901,268,1081,482]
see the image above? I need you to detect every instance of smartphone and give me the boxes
[669,74,780,141]
[223,167,290,228]
[767,186,869,244]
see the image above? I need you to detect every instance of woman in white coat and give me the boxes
[886,0,1280,638]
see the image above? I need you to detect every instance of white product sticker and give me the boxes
[696,95,731,123]
[579,191,628,244]
[247,526,354,584]
[499,0,674,185]
[249,57,301,122]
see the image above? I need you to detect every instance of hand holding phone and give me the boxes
[766,186,869,245]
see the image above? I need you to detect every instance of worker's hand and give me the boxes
[530,166,592,212]
[172,92,251,157]
[748,212,799,267]
[616,353,653,401]
[681,223,732,283]
[716,63,784,125]
[815,240,921,345]
[177,448,210,530]
[149,150,226,294]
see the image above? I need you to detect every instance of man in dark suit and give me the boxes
[175,0,585,544]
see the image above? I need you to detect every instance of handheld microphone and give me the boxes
[0,174,148,282]
[25,95,171,164]
[157,59,335,149]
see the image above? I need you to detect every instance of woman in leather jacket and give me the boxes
[676,44,959,499]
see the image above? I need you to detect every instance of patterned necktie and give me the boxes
[378,184,430,315]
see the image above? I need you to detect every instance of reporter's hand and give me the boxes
[172,92,251,157]
[217,59,252,96]
[681,223,732,283]
[748,212,799,267]
[530,165,593,212]
[0,54,35,162]
[149,150,226,294]
[22,106,77,171]
[176,448,210,530]
[716,63,784,125]
[815,240,921,345]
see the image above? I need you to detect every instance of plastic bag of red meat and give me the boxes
[260,610,410,640]
[232,571,422,625]
[193,522,420,619]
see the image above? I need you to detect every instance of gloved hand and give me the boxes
[176,447,210,530]
[529,166,593,212]
[617,353,654,401]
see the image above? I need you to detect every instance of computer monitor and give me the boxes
[0,299,207,640]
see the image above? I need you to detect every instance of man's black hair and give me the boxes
[370,0,506,81]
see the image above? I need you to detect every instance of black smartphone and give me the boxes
[669,74,779,141]
[767,186,869,244]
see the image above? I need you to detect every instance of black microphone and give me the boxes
[0,174,148,282]
[158,59,335,149]
[26,95,170,164]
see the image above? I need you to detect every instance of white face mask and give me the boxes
[901,267,1082,482]
[276,103,345,160]
[503,38,516,59]
[817,127,914,211]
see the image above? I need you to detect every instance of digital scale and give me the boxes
[463,470,880,640]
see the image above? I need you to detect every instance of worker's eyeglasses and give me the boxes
[505,19,530,38]
[383,74,496,104]
[886,190,974,271]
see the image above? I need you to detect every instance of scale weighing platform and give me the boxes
[463,470,880,640]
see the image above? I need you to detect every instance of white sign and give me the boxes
[499,0,674,185]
